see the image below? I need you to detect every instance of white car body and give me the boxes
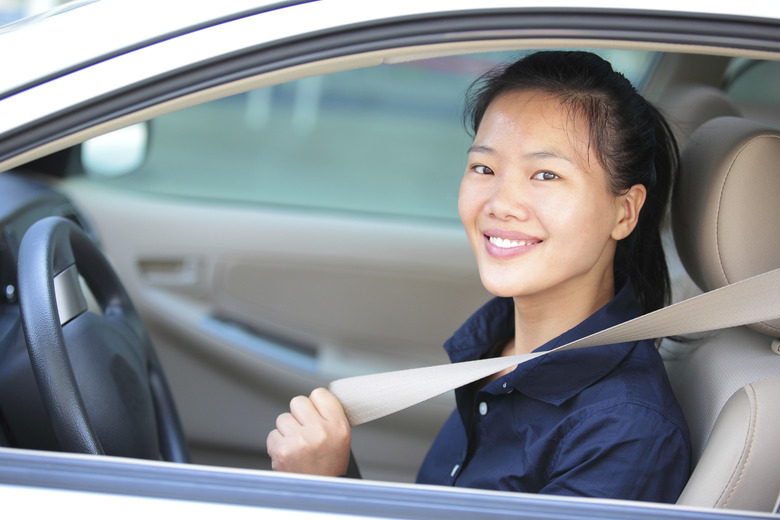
[0,1,778,517]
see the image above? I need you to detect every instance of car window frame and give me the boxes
[0,447,756,519]
[2,5,780,172]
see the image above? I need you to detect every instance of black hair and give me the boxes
[464,51,677,314]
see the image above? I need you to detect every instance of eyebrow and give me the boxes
[468,144,575,164]
[525,150,575,163]
[467,144,495,155]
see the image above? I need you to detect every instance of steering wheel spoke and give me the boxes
[53,264,88,326]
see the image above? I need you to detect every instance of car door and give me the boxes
[57,56,497,481]
[53,40,662,480]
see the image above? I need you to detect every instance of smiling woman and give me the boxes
[458,89,640,312]
[414,52,687,499]
[267,50,691,502]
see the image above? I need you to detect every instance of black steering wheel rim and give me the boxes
[17,216,188,462]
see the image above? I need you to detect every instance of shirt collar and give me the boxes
[444,283,643,405]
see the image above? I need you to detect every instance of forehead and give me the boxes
[477,90,601,171]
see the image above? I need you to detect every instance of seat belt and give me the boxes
[330,267,780,426]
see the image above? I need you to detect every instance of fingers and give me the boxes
[276,388,346,430]
[265,428,284,470]
[273,396,313,437]
[266,388,352,476]
[309,387,348,422]
[289,394,322,426]
[275,389,347,436]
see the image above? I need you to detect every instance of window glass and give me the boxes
[724,58,780,122]
[81,49,657,222]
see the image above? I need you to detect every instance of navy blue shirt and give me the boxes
[416,285,691,502]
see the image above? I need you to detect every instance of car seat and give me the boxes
[666,116,780,512]
[659,84,742,149]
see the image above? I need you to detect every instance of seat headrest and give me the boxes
[673,117,780,337]
[660,85,742,148]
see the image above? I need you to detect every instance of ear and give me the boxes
[611,184,647,240]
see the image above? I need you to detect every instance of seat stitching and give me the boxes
[722,384,758,507]
[755,136,780,334]
[714,135,780,334]
[714,137,756,285]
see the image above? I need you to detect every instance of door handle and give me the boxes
[137,258,202,289]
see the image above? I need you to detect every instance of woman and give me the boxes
[266,51,691,502]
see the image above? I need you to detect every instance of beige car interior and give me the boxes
[665,114,780,512]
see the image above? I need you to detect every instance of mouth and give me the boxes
[483,232,542,257]
[487,236,542,249]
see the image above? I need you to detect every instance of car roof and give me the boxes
[1,0,779,96]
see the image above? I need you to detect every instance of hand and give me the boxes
[266,387,352,476]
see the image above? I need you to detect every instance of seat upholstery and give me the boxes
[676,376,780,511]
[659,84,742,149]
[668,116,780,512]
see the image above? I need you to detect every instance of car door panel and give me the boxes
[59,178,490,481]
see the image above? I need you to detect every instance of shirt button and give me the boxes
[479,402,488,415]
[450,464,460,477]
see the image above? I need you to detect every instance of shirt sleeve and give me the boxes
[540,401,691,503]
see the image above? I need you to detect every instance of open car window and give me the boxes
[76,49,657,222]
[723,58,780,124]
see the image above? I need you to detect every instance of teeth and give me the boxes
[489,236,537,248]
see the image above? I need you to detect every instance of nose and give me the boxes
[485,174,531,221]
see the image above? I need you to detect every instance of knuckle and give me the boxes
[289,395,308,409]
[275,412,291,429]
[302,423,325,445]
[309,387,327,399]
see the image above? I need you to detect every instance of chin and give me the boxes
[478,277,524,299]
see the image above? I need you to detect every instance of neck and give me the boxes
[511,275,615,355]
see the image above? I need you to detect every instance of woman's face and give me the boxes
[458,90,643,305]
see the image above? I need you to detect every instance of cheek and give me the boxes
[535,190,577,228]
[457,177,480,224]
[541,189,618,242]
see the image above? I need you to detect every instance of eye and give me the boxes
[532,171,559,181]
[473,165,494,175]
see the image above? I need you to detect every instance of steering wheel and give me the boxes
[17,216,189,462]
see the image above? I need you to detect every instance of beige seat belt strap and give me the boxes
[330,268,780,426]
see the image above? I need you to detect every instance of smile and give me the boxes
[483,233,542,258]
[488,236,541,249]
